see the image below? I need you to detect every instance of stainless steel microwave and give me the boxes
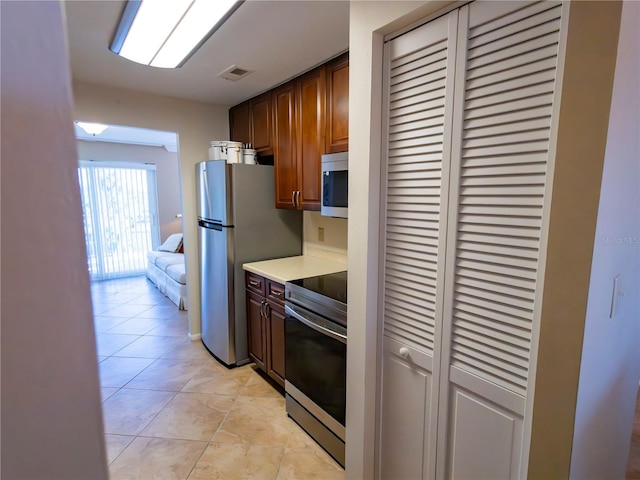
[321,152,348,218]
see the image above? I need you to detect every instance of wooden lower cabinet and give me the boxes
[245,272,285,388]
[246,291,266,371]
[266,300,285,384]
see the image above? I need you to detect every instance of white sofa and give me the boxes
[146,234,188,310]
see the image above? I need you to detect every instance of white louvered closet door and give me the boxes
[438,1,566,478]
[379,11,458,480]
[379,1,567,479]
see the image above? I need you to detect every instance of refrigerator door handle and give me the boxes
[203,167,213,217]
[199,220,223,230]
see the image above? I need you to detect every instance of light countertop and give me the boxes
[243,255,347,285]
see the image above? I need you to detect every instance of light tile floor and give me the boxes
[92,275,344,480]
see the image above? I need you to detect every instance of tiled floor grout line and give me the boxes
[128,387,182,461]
[183,392,241,479]
[100,344,214,469]
[184,446,208,480]
[206,393,239,443]
[94,276,344,479]
[277,422,296,479]
[103,433,133,467]
[101,351,178,467]
[94,276,188,469]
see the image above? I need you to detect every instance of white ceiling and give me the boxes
[64,0,350,107]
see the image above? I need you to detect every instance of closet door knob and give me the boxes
[399,347,410,359]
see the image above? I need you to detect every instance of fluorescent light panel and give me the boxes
[111,0,240,69]
[76,122,109,135]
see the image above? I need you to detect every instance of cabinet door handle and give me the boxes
[292,191,296,207]
[249,280,260,287]
[271,290,282,297]
[260,301,266,318]
[296,191,300,207]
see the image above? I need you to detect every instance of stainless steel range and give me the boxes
[284,271,347,467]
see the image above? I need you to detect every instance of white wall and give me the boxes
[77,140,183,243]
[526,2,623,476]
[570,1,640,477]
[0,2,107,478]
[303,211,348,264]
[73,81,229,336]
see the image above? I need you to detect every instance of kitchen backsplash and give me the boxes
[303,211,348,264]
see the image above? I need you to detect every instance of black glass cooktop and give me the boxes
[290,271,347,304]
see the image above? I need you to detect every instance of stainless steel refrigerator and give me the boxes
[196,160,302,366]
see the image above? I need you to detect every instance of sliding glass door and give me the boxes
[78,160,160,280]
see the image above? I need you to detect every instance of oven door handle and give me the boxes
[285,305,347,344]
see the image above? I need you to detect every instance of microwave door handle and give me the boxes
[285,305,346,344]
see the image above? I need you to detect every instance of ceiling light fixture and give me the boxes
[110,0,243,69]
[75,122,109,136]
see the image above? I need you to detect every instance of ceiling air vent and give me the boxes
[218,65,253,81]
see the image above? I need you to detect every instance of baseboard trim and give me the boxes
[188,333,202,341]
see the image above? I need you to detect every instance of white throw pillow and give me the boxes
[158,233,183,253]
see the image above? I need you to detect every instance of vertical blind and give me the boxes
[78,160,159,281]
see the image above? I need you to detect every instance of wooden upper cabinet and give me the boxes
[249,92,273,155]
[326,53,349,153]
[228,53,348,210]
[273,81,297,209]
[229,101,250,145]
[296,66,325,211]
